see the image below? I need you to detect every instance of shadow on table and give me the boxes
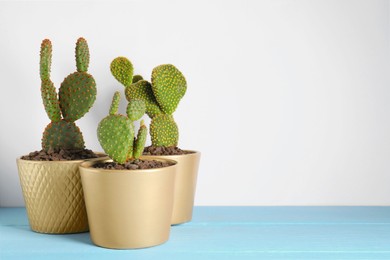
[60,232,93,246]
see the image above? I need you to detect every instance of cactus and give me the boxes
[110,56,186,148]
[126,99,146,122]
[150,114,179,147]
[41,79,61,122]
[132,75,143,83]
[42,121,85,150]
[75,37,89,72]
[39,38,97,152]
[125,80,163,118]
[133,121,147,158]
[148,64,185,147]
[110,57,134,87]
[98,91,147,164]
[151,64,187,115]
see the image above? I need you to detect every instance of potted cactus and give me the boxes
[16,38,98,234]
[110,57,201,224]
[79,91,177,249]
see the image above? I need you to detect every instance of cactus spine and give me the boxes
[39,38,97,152]
[110,57,186,147]
[98,91,147,164]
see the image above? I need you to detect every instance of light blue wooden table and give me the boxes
[1,207,390,259]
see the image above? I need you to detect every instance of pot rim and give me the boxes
[79,157,178,174]
[143,150,201,157]
[17,152,107,164]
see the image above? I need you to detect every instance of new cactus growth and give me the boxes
[39,38,97,152]
[110,57,186,148]
[97,91,147,164]
[132,75,144,83]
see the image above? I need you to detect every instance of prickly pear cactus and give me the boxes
[98,115,134,164]
[133,120,147,159]
[109,91,121,115]
[59,72,96,122]
[151,64,186,115]
[41,79,61,123]
[150,114,179,147]
[42,120,85,151]
[132,75,143,84]
[110,57,134,87]
[110,56,186,149]
[126,99,146,122]
[148,64,186,147]
[75,38,89,73]
[40,39,52,81]
[39,38,97,152]
[125,80,162,118]
[97,92,147,163]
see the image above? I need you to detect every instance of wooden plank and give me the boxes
[1,207,390,259]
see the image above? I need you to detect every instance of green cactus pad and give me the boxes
[126,99,146,122]
[76,37,89,73]
[41,79,61,122]
[150,114,179,147]
[133,121,147,159]
[42,120,85,151]
[98,114,134,164]
[110,57,133,87]
[151,64,187,114]
[125,80,162,118]
[59,72,97,122]
[132,75,143,83]
[110,91,121,115]
[40,39,52,81]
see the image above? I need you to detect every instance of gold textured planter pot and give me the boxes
[143,151,201,225]
[16,158,93,234]
[79,158,177,249]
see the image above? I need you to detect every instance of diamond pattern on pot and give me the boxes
[17,159,89,233]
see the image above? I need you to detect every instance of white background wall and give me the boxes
[0,0,389,206]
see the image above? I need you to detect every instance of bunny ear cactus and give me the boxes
[150,114,179,147]
[40,39,52,81]
[59,38,97,122]
[39,38,97,152]
[133,120,147,159]
[110,57,186,148]
[110,57,134,87]
[98,92,147,164]
[40,40,61,122]
[125,80,163,118]
[148,64,186,147]
[98,92,134,163]
[42,121,85,150]
[132,74,143,83]
[75,37,89,72]
[126,99,146,121]
[151,64,187,115]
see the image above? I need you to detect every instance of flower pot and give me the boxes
[143,151,200,225]
[79,158,177,249]
[16,156,102,234]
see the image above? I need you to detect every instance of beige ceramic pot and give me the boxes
[143,151,201,225]
[16,157,99,234]
[79,158,177,249]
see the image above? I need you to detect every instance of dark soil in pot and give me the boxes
[143,146,195,156]
[21,149,98,161]
[93,159,174,170]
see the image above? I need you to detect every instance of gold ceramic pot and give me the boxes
[79,158,177,249]
[143,151,201,225]
[16,158,96,234]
